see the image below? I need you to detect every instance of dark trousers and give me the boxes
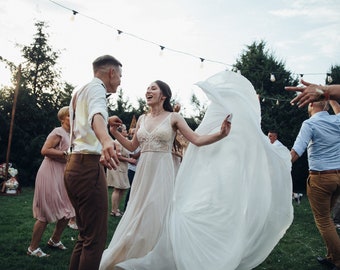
[64,154,108,270]
[124,169,135,210]
[307,172,340,267]
[333,196,340,224]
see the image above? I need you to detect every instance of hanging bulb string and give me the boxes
[48,0,232,68]
[48,0,333,78]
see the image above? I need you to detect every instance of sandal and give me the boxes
[68,222,78,230]
[110,211,123,217]
[27,247,49,257]
[47,238,67,250]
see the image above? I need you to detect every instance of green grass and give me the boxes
[0,188,338,270]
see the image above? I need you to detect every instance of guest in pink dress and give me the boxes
[27,106,75,257]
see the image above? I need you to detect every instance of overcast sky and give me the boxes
[1,0,339,115]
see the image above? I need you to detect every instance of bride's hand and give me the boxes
[220,114,232,137]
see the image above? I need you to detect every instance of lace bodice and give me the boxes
[137,114,176,153]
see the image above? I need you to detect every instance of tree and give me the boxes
[327,65,340,84]
[0,21,73,186]
[190,93,207,126]
[108,89,145,131]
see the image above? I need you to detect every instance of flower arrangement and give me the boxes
[0,163,19,194]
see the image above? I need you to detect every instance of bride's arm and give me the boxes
[172,113,231,146]
[109,119,141,152]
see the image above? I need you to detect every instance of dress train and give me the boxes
[115,71,294,270]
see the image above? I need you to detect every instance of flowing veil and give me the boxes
[115,71,294,270]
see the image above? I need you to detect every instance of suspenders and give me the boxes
[69,86,86,153]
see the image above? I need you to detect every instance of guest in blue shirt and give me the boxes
[291,100,340,270]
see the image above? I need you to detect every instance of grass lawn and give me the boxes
[0,187,338,270]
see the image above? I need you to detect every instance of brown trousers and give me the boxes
[64,154,108,270]
[307,172,340,267]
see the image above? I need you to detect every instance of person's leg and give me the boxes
[308,174,340,267]
[117,189,126,213]
[68,216,78,230]
[65,154,108,270]
[29,219,48,251]
[111,188,119,213]
[332,195,340,226]
[111,188,124,216]
[124,170,135,210]
[49,217,69,247]
[65,156,82,269]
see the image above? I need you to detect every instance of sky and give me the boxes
[0,0,339,116]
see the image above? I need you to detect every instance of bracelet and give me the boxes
[323,86,330,101]
[315,88,330,101]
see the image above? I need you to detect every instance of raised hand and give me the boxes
[285,79,329,108]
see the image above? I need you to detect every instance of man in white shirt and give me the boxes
[64,55,122,270]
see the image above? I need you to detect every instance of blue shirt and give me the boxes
[292,111,340,171]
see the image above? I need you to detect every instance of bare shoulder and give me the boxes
[171,112,188,130]
[170,111,182,123]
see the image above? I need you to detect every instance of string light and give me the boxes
[327,73,333,84]
[258,94,293,105]
[270,73,276,82]
[200,58,205,69]
[48,0,334,79]
[116,30,123,41]
[299,74,304,83]
[159,46,165,56]
[70,10,78,21]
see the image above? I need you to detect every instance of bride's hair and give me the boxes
[155,80,173,112]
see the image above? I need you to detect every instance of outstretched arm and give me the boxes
[173,113,232,146]
[109,117,140,152]
[285,79,340,108]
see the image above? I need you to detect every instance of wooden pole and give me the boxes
[2,65,21,193]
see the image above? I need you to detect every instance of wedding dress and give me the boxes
[115,71,294,270]
[100,114,176,269]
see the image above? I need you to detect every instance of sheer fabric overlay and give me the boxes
[115,71,294,270]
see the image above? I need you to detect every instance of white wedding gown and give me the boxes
[115,71,294,270]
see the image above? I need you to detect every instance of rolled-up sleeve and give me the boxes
[87,84,108,126]
[292,121,312,157]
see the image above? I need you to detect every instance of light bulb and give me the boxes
[270,74,276,82]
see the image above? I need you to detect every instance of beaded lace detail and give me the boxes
[138,114,175,153]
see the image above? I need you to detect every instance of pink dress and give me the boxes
[32,127,75,223]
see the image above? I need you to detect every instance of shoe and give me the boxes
[110,211,123,217]
[335,224,340,229]
[317,256,335,268]
[27,247,49,257]
[47,238,67,250]
[68,222,78,230]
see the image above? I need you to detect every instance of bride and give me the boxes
[115,70,293,270]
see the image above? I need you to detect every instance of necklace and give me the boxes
[150,110,165,117]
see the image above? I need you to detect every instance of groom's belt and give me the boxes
[309,169,340,175]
